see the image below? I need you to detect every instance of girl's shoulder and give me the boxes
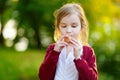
[82,45,95,58]
[46,43,55,50]
[48,43,55,48]
[83,45,93,50]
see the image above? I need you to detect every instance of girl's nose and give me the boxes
[66,27,72,33]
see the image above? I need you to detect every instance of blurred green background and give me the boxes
[0,0,120,80]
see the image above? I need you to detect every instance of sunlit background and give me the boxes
[0,0,120,80]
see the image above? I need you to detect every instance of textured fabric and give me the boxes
[38,43,98,80]
[54,47,78,80]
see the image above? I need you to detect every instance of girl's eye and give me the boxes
[61,26,67,28]
[72,25,77,28]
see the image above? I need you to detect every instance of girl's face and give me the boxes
[59,14,81,40]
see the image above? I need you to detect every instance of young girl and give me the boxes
[38,3,98,80]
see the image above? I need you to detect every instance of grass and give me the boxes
[0,47,45,80]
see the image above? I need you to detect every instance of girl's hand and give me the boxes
[69,38,83,59]
[54,35,68,52]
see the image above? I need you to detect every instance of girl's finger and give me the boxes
[70,38,82,46]
[59,41,68,46]
[69,40,82,50]
[69,39,79,47]
[70,38,81,45]
[58,35,66,42]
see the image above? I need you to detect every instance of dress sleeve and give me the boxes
[38,44,60,80]
[74,46,98,80]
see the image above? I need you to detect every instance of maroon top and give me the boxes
[38,43,98,80]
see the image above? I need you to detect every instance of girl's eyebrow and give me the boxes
[60,22,78,24]
[60,22,66,25]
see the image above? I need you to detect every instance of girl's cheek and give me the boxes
[61,31,66,35]
[61,33,65,35]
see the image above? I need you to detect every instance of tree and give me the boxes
[0,0,8,46]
